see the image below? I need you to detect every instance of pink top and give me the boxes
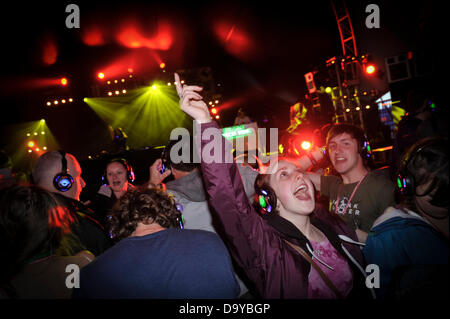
[307,238,353,299]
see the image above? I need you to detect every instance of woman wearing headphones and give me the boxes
[88,158,136,229]
[174,73,373,299]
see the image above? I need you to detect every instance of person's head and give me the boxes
[254,158,315,220]
[32,151,86,201]
[108,187,182,241]
[326,123,371,176]
[165,134,199,179]
[0,184,74,286]
[397,138,448,214]
[104,158,134,195]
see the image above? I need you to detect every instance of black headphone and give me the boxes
[254,176,277,217]
[53,150,74,192]
[396,139,443,197]
[160,146,171,174]
[175,203,185,229]
[360,135,372,160]
[101,158,135,185]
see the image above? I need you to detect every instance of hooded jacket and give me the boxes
[198,121,373,299]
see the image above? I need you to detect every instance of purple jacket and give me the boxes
[199,121,368,299]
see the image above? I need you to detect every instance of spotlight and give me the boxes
[28,150,32,153]
[107,81,111,85]
[301,141,312,151]
[151,85,157,91]
[41,131,45,135]
[26,133,31,137]
[40,119,45,123]
[128,68,133,73]
[46,101,51,106]
[60,77,68,86]
[54,100,59,105]
[43,146,47,150]
[215,100,219,104]
[68,98,73,102]
[215,115,220,119]
[325,87,332,93]
[115,90,120,95]
[209,101,212,105]
[97,72,105,79]
[108,92,113,96]
[365,105,371,109]
[114,80,118,83]
[160,62,166,69]
[35,148,40,152]
[346,108,350,112]
[365,64,376,75]
[121,79,125,82]
[122,89,127,94]
[83,98,88,102]
[356,106,361,111]
[34,132,38,135]
[61,99,66,103]
[27,141,35,147]
[211,108,217,115]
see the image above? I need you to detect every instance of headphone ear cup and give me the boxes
[128,168,135,183]
[255,185,277,217]
[397,172,414,196]
[101,174,108,185]
[53,173,73,192]
[360,139,372,160]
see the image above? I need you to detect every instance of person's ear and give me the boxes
[276,199,282,211]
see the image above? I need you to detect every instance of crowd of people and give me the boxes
[0,73,447,299]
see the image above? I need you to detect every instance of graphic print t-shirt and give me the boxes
[320,172,396,232]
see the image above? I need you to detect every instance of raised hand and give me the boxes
[148,158,171,186]
[174,73,211,124]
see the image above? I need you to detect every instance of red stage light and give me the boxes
[82,27,105,46]
[98,72,105,79]
[211,108,217,115]
[42,37,58,65]
[60,78,68,86]
[159,62,166,69]
[365,64,376,75]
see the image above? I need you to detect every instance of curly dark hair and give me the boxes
[108,186,181,241]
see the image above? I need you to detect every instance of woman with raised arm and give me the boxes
[174,73,374,299]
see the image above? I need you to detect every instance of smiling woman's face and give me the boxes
[267,160,316,217]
